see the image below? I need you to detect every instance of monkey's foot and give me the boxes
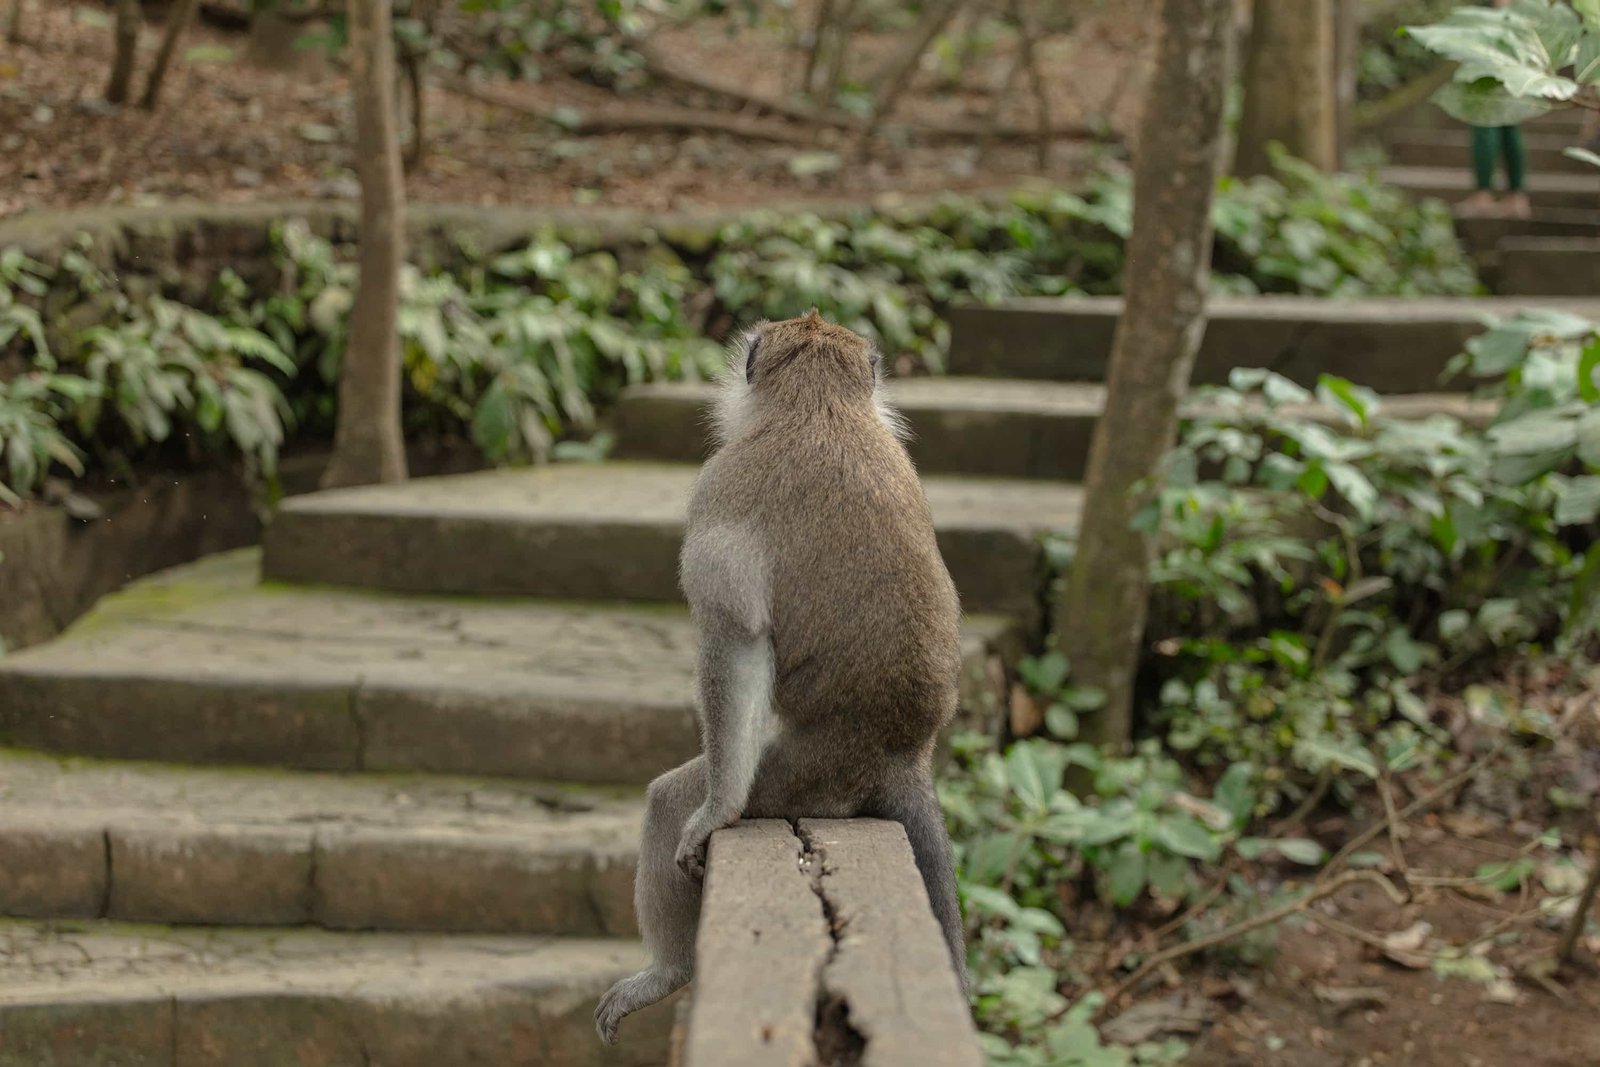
[594,965,690,1045]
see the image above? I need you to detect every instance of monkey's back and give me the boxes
[689,403,962,755]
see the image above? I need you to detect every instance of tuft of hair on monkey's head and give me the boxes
[712,311,904,446]
[739,311,882,392]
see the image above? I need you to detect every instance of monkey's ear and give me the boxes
[745,333,763,384]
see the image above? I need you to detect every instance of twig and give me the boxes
[1376,759,1413,901]
[1557,837,1600,966]
[1310,912,1405,953]
[1091,870,1408,1023]
[1320,752,1497,878]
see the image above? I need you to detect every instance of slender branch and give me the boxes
[1008,0,1052,169]
[439,76,820,145]
[1557,838,1600,966]
[1376,759,1413,901]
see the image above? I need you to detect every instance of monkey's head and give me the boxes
[712,309,906,444]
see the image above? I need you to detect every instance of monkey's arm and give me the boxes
[677,525,774,879]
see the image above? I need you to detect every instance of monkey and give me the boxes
[594,310,969,1044]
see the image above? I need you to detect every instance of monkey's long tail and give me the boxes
[869,775,972,995]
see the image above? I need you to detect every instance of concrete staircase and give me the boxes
[2,293,1592,1064]
[1372,104,1600,293]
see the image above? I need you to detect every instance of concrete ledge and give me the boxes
[948,295,1600,388]
[685,819,980,1067]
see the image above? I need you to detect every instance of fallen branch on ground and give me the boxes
[439,77,821,146]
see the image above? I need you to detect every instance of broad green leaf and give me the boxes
[1153,816,1222,861]
[1294,736,1379,778]
[1106,841,1147,906]
[1579,336,1600,402]
[1325,461,1378,519]
[1147,850,1192,900]
[1213,763,1257,827]
[1431,79,1556,126]
[1488,408,1578,454]
[1005,742,1063,812]
[1044,703,1080,740]
[1272,838,1329,866]
[1555,475,1600,525]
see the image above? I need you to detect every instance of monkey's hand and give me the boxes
[675,803,733,881]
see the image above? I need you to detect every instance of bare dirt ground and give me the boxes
[0,0,1155,220]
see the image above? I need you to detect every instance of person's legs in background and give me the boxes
[1499,124,1531,218]
[1457,124,1501,215]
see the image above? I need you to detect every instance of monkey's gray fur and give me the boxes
[594,310,969,1043]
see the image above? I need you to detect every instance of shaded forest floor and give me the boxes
[0,0,1155,221]
[1094,660,1600,1067]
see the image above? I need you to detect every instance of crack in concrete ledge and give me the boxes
[793,821,865,1067]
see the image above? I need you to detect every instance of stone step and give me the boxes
[0,747,640,935]
[947,295,1600,386]
[1382,106,1590,136]
[0,550,1021,779]
[1496,237,1600,297]
[261,462,1080,621]
[0,919,673,1066]
[1383,128,1593,174]
[1380,164,1599,209]
[613,379,1496,480]
[1455,210,1600,255]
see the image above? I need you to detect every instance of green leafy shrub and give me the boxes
[0,159,1481,503]
[1406,0,1600,141]
[1142,308,1599,801]
[944,735,1316,1064]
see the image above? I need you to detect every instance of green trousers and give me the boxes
[1472,125,1526,192]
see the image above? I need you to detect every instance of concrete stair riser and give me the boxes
[1383,129,1594,174]
[0,921,675,1067]
[1496,238,1600,297]
[612,380,1496,480]
[1379,164,1600,210]
[946,296,1600,385]
[259,465,1079,621]
[0,551,1021,780]
[0,750,642,935]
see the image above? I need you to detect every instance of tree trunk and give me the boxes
[1053,0,1234,752]
[1235,0,1337,177]
[5,0,23,45]
[139,0,203,110]
[321,0,408,490]
[105,0,141,105]
[1333,0,1361,168]
[858,0,965,148]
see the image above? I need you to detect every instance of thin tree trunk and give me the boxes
[106,0,141,105]
[1009,0,1052,169]
[857,0,965,149]
[1053,0,1234,752]
[139,0,202,110]
[1333,0,1361,168]
[5,0,23,45]
[801,0,836,96]
[403,50,426,170]
[1235,0,1337,176]
[322,0,408,489]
